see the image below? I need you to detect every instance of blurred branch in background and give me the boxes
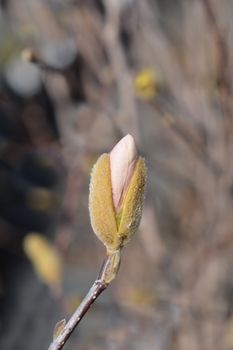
[1,0,233,349]
[200,0,231,100]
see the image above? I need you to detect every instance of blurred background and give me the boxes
[1,0,233,349]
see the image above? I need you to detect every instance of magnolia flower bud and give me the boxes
[89,135,147,254]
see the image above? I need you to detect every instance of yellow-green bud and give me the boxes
[89,135,147,254]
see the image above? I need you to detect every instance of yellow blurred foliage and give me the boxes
[23,233,62,291]
[126,289,156,308]
[134,69,158,100]
[225,317,233,349]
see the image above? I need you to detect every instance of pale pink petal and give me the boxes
[110,134,138,212]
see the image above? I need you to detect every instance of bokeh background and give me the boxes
[1,0,233,349]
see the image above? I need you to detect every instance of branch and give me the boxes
[102,0,139,140]
[48,251,121,350]
[200,0,231,99]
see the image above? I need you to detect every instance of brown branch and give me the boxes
[102,0,140,141]
[201,0,231,99]
[48,251,121,350]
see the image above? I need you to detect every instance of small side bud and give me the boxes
[53,319,66,340]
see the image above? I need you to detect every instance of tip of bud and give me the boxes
[110,134,138,212]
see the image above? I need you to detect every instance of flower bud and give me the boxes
[89,135,147,254]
